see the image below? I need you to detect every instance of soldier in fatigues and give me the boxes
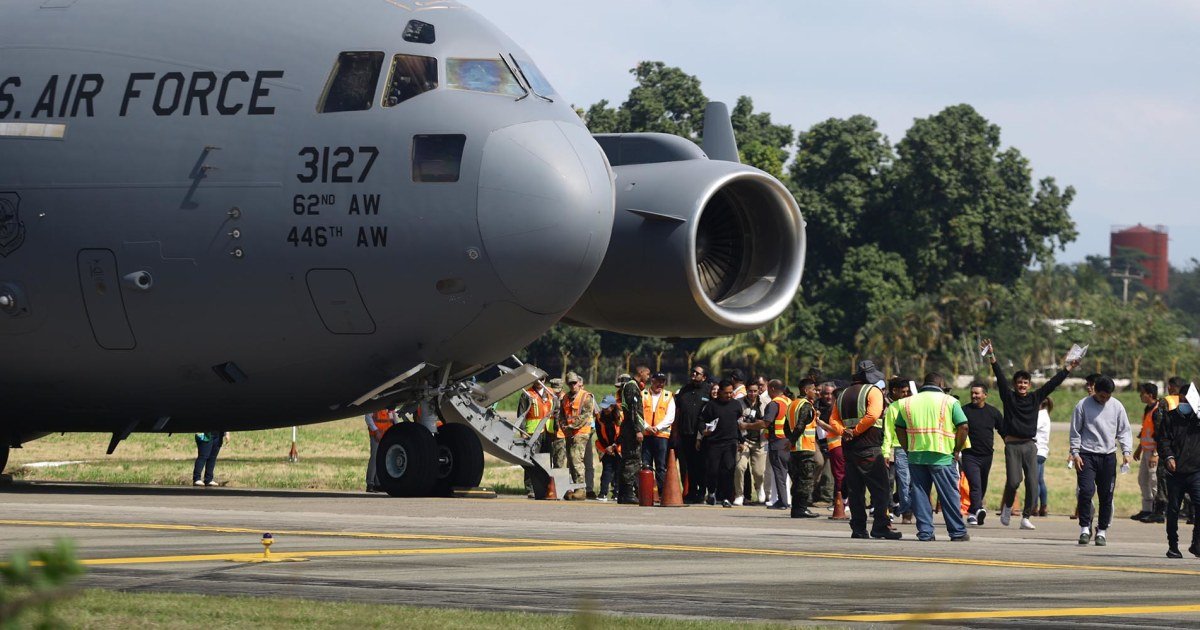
[560,372,595,500]
[546,377,566,469]
[617,366,650,504]
[785,378,821,518]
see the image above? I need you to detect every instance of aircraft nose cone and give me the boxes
[478,121,615,314]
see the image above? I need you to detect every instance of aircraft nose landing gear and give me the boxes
[0,442,8,475]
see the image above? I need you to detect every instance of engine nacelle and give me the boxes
[565,135,805,337]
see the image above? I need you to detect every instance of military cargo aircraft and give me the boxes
[0,0,805,497]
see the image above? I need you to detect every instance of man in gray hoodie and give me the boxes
[1069,375,1133,547]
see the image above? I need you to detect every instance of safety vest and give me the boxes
[784,397,816,452]
[596,411,622,456]
[900,391,957,455]
[1141,402,1159,451]
[837,384,873,430]
[642,390,673,437]
[369,409,394,441]
[561,390,594,436]
[521,388,553,434]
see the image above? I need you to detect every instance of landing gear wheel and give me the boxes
[0,443,8,474]
[432,423,485,496]
[376,423,437,497]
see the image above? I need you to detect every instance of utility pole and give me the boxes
[1110,266,1144,305]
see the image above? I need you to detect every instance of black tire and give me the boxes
[376,423,437,497]
[0,443,8,474]
[432,423,485,496]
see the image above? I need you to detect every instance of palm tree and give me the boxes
[697,315,795,376]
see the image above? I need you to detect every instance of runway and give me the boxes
[1,481,1198,627]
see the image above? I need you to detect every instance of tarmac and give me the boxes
[2,480,1199,627]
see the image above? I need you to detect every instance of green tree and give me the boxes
[621,61,707,139]
[788,115,892,291]
[0,540,84,627]
[696,315,795,377]
[886,104,1077,292]
[731,96,793,176]
[817,244,914,347]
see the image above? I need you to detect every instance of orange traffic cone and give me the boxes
[829,492,848,520]
[660,450,684,507]
[541,475,560,501]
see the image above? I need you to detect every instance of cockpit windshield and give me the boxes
[446,58,525,97]
[512,56,555,96]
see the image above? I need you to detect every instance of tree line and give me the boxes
[521,61,1200,387]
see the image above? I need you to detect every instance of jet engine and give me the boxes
[564,133,805,338]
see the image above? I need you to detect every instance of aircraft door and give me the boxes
[76,249,136,349]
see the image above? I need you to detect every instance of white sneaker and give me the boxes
[597,497,609,502]
[967,514,978,526]
[205,480,219,487]
[1020,517,1036,530]
[733,496,744,506]
[193,480,204,486]
[1000,505,1012,526]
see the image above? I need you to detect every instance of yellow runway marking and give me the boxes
[817,603,1200,622]
[3,519,1200,576]
[75,544,600,566]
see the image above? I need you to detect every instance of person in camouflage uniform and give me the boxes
[546,377,566,469]
[617,366,650,504]
[560,372,595,500]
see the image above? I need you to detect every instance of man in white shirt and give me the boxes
[642,372,676,498]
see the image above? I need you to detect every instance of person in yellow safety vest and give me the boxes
[641,372,676,499]
[560,372,595,500]
[364,407,395,493]
[1132,382,1161,521]
[881,378,915,524]
[894,373,970,542]
[517,381,555,498]
[783,378,820,518]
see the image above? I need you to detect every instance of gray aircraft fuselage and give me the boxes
[0,0,613,434]
[0,0,805,454]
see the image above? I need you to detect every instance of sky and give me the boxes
[468,0,1200,268]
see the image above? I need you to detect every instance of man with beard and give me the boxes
[831,361,901,540]
[674,365,711,504]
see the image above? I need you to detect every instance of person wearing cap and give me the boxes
[893,373,970,542]
[783,378,820,518]
[595,399,623,502]
[642,372,676,499]
[675,365,711,504]
[560,372,596,500]
[830,360,900,539]
[617,366,650,503]
[1069,375,1132,546]
[545,377,567,470]
[1157,382,1200,558]
[516,381,555,497]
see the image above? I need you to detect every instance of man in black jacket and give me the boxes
[1157,383,1200,559]
[674,365,711,504]
[982,339,1079,527]
[698,380,745,507]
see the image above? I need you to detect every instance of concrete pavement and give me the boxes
[1,480,1198,627]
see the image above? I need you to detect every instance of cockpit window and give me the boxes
[384,54,437,107]
[319,52,384,113]
[512,56,555,96]
[446,58,524,97]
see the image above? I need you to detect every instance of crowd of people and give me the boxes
[513,338,1200,557]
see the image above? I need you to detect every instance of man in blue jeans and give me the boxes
[1069,375,1132,546]
[882,378,914,524]
[894,373,970,542]
[193,431,229,486]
